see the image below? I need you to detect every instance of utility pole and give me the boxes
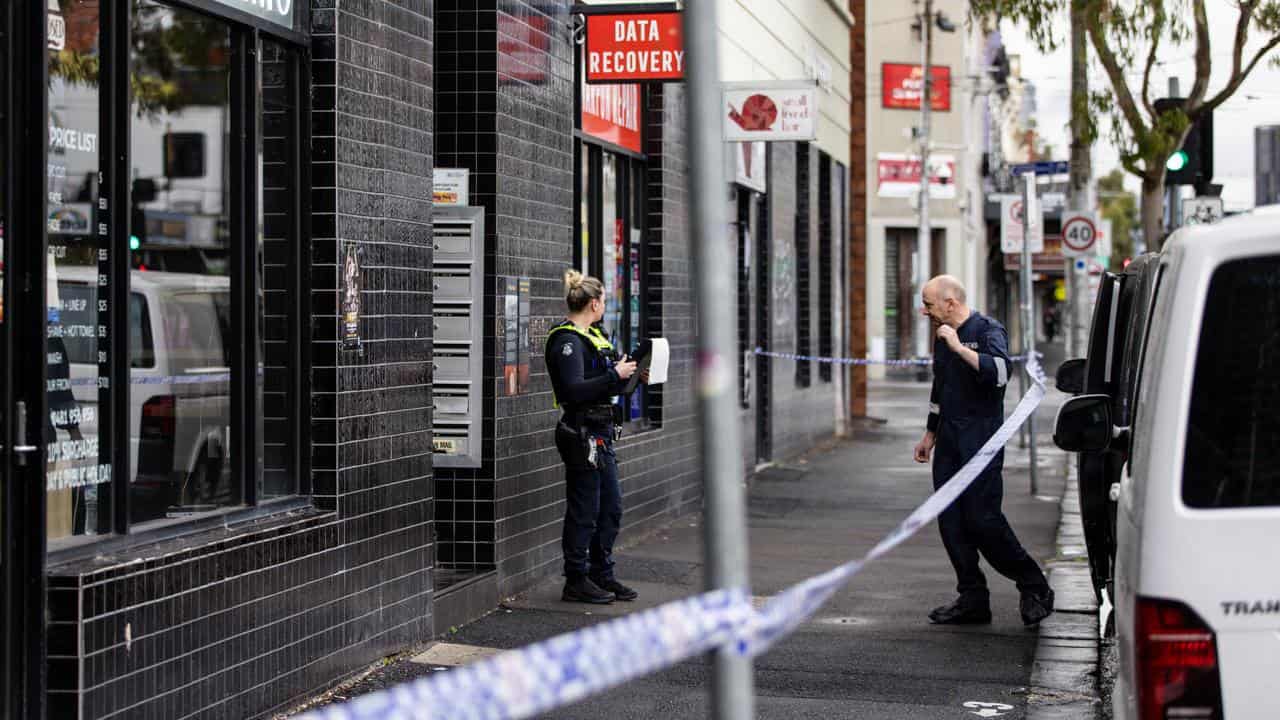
[1066,0,1092,358]
[913,0,935,360]
[683,2,755,719]
[1021,172,1039,495]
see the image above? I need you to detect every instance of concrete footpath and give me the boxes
[286,366,1104,719]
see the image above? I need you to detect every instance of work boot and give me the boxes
[928,598,992,625]
[1020,587,1055,626]
[562,577,615,604]
[591,577,638,601]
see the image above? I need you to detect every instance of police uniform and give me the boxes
[545,320,628,593]
[927,311,1049,612]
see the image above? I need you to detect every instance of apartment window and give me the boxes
[818,153,833,383]
[795,143,812,387]
[45,0,308,545]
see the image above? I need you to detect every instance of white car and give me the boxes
[53,266,232,523]
[1054,211,1280,719]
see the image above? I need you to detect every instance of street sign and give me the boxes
[1061,212,1100,257]
[1010,160,1069,176]
[1001,194,1044,254]
[1182,196,1224,226]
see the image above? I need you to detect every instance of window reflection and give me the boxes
[47,0,111,540]
[129,1,236,523]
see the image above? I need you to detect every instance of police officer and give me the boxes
[546,269,643,604]
[913,275,1054,625]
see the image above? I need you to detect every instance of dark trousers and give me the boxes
[555,424,621,582]
[933,420,1048,604]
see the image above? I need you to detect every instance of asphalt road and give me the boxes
[293,356,1069,720]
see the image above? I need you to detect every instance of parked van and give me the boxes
[1054,214,1280,719]
[54,266,233,524]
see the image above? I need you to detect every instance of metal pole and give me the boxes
[1021,173,1039,494]
[683,4,755,719]
[914,0,934,360]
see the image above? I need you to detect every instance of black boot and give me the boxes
[1020,587,1055,625]
[928,597,992,625]
[562,577,615,604]
[591,577,638,601]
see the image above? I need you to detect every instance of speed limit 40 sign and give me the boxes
[1061,212,1100,258]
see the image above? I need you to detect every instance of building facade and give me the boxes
[862,0,982,378]
[0,1,854,717]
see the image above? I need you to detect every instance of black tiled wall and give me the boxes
[46,2,437,718]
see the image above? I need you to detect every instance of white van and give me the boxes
[54,266,233,523]
[1054,213,1280,720]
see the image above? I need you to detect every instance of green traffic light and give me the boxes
[1167,149,1189,172]
[129,235,141,251]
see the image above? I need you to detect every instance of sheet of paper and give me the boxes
[647,338,669,385]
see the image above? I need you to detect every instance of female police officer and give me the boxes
[545,269,641,604]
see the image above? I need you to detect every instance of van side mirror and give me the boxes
[1055,358,1086,394]
[1053,394,1113,452]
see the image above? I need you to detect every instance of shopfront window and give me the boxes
[45,0,307,544]
[47,0,112,539]
[575,143,647,426]
[129,1,235,523]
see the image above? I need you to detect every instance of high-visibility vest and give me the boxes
[545,320,615,407]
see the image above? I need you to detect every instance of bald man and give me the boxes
[913,275,1053,626]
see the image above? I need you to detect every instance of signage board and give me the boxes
[723,85,816,141]
[1060,212,1100,258]
[881,63,951,111]
[48,11,66,50]
[999,194,1045,254]
[1182,196,1224,226]
[876,153,956,199]
[433,168,470,206]
[1002,235,1063,272]
[585,12,684,83]
[581,79,643,153]
[210,0,296,31]
[1011,160,1070,176]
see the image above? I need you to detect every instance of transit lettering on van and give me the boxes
[1220,600,1280,616]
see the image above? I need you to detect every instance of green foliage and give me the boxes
[1097,169,1137,266]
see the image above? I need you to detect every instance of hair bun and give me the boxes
[563,268,584,293]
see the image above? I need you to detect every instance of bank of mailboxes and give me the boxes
[431,206,484,467]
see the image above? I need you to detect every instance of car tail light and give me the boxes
[141,395,175,437]
[1136,597,1222,719]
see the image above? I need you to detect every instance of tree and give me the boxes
[1097,168,1138,266]
[971,0,1280,249]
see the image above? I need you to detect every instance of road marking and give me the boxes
[963,701,1014,717]
[410,642,501,667]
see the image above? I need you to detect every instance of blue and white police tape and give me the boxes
[66,372,233,387]
[301,354,1048,720]
[752,347,1039,367]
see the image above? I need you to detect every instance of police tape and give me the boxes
[300,355,1048,720]
[752,348,1039,367]
[65,372,232,387]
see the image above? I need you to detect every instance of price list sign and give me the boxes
[47,1,112,539]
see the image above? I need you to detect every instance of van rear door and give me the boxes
[1178,254,1280,717]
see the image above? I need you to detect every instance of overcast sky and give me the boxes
[1000,3,1280,211]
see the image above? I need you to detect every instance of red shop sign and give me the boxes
[585,12,684,83]
[882,63,951,111]
[581,79,643,154]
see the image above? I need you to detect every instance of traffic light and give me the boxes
[1154,97,1213,187]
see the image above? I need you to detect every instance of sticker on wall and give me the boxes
[504,278,519,395]
[341,243,362,351]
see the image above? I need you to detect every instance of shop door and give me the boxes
[3,0,54,714]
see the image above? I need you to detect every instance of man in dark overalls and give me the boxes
[913,275,1054,625]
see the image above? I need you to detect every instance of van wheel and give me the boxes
[185,454,222,506]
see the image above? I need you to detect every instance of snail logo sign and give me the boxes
[723,84,817,142]
[585,12,684,83]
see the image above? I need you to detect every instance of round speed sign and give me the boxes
[1061,214,1098,256]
